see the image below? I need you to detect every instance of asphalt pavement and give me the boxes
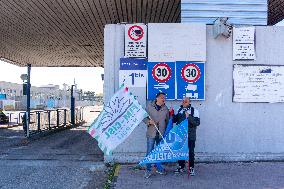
[0,106,106,189]
[114,162,284,189]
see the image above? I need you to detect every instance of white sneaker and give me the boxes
[156,169,167,175]
[190,167,195,176]
[144,170,152,179]
[174,166,185,174]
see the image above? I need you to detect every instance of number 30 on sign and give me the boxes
[152,63,172,82]
[147,62,175,100]
[176,62,205,100]
[181,64,201,83]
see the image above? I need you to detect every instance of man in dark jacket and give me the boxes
[172,97,200,176]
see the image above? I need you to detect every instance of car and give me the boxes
[154,83,169,90]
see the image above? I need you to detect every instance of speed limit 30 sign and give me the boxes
[152,63,172,82]
[181,64,201,83]
[147,62,175,100]
[176,62,205,100]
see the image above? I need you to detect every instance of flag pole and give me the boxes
[188,160,190,179]
[148,116,174,156]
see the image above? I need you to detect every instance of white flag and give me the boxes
[88,86,148,155]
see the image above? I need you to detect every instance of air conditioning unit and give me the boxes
[213,17,232,38]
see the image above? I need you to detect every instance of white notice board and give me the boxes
[233,27,256,60]
[125,24,147,58]
[148,23,206,62]
[233,64,284,103]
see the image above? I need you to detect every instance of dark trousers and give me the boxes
[178,140,195,168]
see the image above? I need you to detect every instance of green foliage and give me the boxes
[103,163,118,189]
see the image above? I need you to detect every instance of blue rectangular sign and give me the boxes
[120,58,147,70]
[176,61,205,100]
[147,62,175,100]
[119,58,147,88]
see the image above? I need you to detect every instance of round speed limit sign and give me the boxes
[181,64,201,83]
[152,63,172,82]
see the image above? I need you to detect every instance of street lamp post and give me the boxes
[20,64,31,137]
[70,85,75,126]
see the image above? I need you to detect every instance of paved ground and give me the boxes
[114,162,284,189]
[0,106,106,189]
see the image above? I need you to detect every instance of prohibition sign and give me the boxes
[152,63,172,82]
[181,64,201,83]
[128,25,144,41]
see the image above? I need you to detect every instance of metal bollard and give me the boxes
[48,111,51,130]
[56,109,60,127]
[64,109,67,126]
[37,112,41,131]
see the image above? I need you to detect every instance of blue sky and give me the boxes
[0,60,104,93]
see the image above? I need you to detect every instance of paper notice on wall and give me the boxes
[148,23,206,62]
[233,27,256,60]
[233,64,284,103]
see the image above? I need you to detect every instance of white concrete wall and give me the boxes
[104,24,284,162]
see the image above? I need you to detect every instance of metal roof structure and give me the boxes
[181,0,268,25]
[0,0,283,67]
[268,0,284,25]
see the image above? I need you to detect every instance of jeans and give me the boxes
[146,136,164,172]
[178,140,195,168]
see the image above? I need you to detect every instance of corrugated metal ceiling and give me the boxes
[0,0,283,67]
[0,0,181,67]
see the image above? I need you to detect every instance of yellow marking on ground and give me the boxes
[114,164,121,177]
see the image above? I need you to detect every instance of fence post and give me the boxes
[70,85,75,126]
[9,113,13,126]
[64,109,67,126]
[26,64,31,138]
[48,111,51,130]
[81,107,84,121]
[18,112,21,124]
[37,112,41,131]
[56,109,60,127]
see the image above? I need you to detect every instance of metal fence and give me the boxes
[18,107,85,137]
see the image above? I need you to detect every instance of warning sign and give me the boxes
[125,24,147,58]
[152,63,172,82]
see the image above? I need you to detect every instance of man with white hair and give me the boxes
[172,97,200,176]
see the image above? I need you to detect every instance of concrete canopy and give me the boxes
[0,0,283,67]
[0,0,181,67]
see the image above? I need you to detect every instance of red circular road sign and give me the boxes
[152,63,172,82]
[128,25,144,41]
[181,64,201,83]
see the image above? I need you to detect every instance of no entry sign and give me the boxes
[148,62,175,100]
[128,25,144,41]
[176,62,205,100]
[125,24,147,58]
